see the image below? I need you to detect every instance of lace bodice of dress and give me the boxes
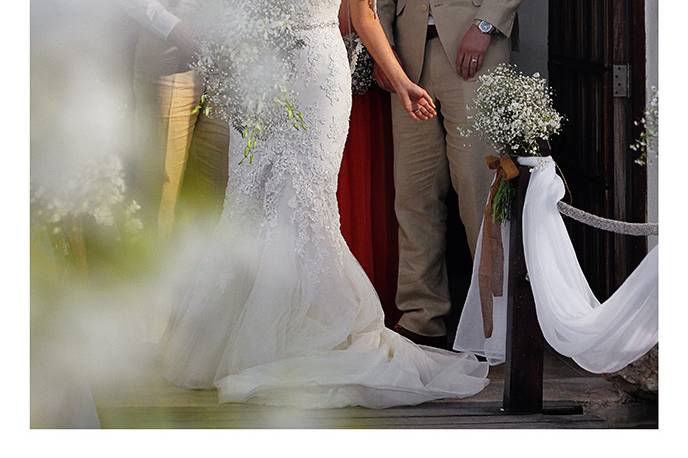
[299,0,342,27]
[250,1,376,29]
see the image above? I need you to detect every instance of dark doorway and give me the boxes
[548,0,648,299]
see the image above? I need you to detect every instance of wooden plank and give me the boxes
[94,391,600,419]
[97,406,607,429]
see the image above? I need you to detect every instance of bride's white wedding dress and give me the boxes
[161,0,489,409]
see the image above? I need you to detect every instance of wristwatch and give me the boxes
[475,19,496,34]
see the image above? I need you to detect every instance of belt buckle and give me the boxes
[427,24,438,41]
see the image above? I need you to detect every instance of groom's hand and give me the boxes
[456,25,492,80]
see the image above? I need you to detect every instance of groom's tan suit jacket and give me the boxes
[378,0,521,82]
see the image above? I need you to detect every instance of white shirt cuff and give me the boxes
[147,5,181,39]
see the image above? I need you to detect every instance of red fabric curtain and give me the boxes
[337,87,401,327]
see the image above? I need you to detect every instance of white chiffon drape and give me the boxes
[454,156,658,374]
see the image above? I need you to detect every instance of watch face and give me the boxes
[479,21,494,33]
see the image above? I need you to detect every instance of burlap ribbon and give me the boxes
[478,154,519,338]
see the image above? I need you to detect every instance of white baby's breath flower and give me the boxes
[124,217,144,235]
[631,87,658,166]
[92,205,115,227]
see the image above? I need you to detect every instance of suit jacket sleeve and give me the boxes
[475,0,522,38]
[376,0,397,47]
[118,0,181,39]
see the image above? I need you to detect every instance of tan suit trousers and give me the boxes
[393,36,510,337]
[133,70,229,238]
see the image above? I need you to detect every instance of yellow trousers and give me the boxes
[132,70,229,237]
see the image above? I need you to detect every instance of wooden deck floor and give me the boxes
[93,349,657,429]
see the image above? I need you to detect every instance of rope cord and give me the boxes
[557,202,658,237]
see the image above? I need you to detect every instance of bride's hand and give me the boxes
[394,80,437,121]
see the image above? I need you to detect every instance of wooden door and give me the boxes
[548,0,647,299]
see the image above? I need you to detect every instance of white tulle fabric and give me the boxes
[160,0,489,409]
[454,156,658,374]
[453,219,511,365]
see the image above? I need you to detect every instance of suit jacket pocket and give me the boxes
[396,0,407,15]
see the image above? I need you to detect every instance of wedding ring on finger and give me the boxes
[417,107,432,118]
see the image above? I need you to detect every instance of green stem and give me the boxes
[491,179,515,224]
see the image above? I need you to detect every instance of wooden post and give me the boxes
[502,164,545,414]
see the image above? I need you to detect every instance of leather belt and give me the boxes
[427,24,439,41]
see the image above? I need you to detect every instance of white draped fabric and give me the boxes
[454,156,658,374]
[454,220,511,365]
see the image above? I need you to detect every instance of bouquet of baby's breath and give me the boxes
[631,87,658,166]
[31,155,143,262]
[460,64,563,222]
[191,0,307,165]
[461,64,562,156]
